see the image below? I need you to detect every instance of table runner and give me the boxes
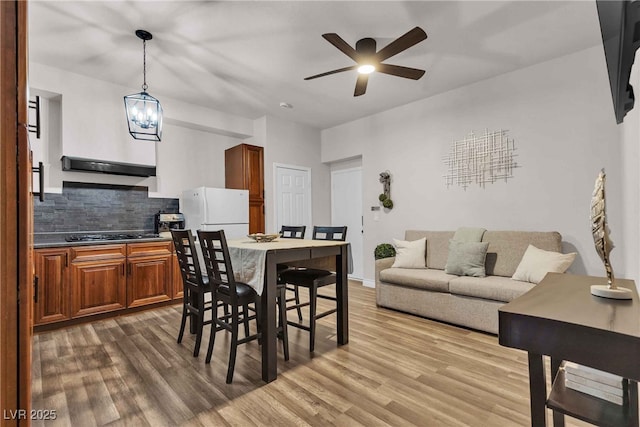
[227,238,351,295]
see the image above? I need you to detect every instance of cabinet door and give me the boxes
[127,254,172,308]
[172,253,184,300]
[71,259,127,318]
[249,200,265,234]
[33,248,70,325]
[246,144,264,200]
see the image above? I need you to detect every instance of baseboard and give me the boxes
[362,279,375,288]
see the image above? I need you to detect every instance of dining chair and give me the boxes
[198,229,289,383]
[172,229,217,358]
[278,225,306,322]
[279,225,347,352]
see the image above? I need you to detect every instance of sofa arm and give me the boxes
[375,257,395,284]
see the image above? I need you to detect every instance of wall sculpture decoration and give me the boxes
[443,129,517,189]
[378,171,393,209]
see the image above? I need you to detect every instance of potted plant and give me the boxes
[374,243,396,260]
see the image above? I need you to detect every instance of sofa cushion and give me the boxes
[379,268,455,292]
[391,237,426,268]
[444,240,489,277]
[449,275,535,303]
[512,244,576,284]
[405,230,455,270]
[482,231,562,277]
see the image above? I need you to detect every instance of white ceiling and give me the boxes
[28,1,603,130]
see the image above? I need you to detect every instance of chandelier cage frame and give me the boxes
[124,29,163,142]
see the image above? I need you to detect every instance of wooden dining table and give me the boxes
[226,237,350,383]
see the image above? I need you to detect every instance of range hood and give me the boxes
[61,156,156,177]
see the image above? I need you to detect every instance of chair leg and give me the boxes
[277,286,289,361]
[193,294,205,357]
[294,285,303,321]
[226,310,239,384]
[205,301,219,364]
[309,285,318,353]
[177,299,188,344]
[243,303,250,338]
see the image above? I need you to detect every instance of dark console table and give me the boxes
[499,272,639,427]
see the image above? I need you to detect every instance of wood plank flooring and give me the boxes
[32,282,592,426]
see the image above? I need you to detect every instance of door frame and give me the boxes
[273,163,312,233]
[1,0,32,419]
[330,166,363,280]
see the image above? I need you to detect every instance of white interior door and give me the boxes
[331,167,363,280]
[274,164,312,235]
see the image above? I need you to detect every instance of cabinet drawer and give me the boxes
[127,241,172,257]
[71,244,126,262]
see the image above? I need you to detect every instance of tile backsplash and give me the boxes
[33,182,179,233]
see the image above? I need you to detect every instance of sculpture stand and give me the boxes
[590,284,633,300]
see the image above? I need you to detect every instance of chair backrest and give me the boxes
[197,229,239,301]
[280,225,306,239]
[312,226,347,241]
[171,229,205,288]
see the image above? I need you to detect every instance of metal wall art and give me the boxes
[442,129,517,189]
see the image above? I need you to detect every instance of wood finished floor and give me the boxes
[32,282,592,427]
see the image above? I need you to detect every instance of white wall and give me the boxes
[322,45,631,285]
[247,115,331,233]
[29,62,250,198]
[154,124,241,197]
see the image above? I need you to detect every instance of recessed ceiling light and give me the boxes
[279,102,293,109]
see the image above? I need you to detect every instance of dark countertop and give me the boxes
[34,232,172,249]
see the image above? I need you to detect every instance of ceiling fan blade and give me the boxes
[375,27,427,62]
[377,63,426,80]
[322,33,360,62]
[354,74,368,97]
[304,65,358,80]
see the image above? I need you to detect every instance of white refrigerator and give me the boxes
[181,187,249,239]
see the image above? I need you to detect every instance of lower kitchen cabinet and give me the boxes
[127,241,173,308]
[33,248,71,325]
[34,240,178,330]
[70,245,127,318]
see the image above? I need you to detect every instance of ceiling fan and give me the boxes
[304,26,428,97]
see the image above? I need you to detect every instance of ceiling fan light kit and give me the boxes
[124,29,163,142]
[305,26,428,96]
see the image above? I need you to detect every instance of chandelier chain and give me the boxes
[142,39,148,91]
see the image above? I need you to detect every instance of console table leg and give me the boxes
[550,357,565,427]
[528,352,547,427]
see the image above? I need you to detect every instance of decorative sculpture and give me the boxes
[378,171,393,209]
[590,169,632,299]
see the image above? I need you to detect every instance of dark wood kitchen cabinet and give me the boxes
[127,241,173,308]
[70,244,127,318]
[225,143,265,233]
[33,248,71,325]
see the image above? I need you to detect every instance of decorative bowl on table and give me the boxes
[247,233,280,243]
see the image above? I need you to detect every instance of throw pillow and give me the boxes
[512,244,577,284]
[444,240,490,277]
[391,237,426,268]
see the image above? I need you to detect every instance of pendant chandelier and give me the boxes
[124,29,163,141]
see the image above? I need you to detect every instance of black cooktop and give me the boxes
[65,233,159,242]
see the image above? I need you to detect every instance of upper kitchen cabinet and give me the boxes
[29,63,156,166]
[225,143,264,233]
